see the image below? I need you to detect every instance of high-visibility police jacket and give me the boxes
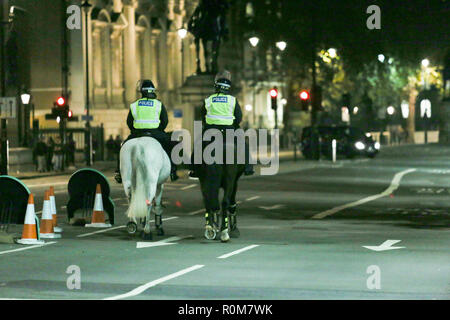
[130,98,162,129]
[204,94,236,126]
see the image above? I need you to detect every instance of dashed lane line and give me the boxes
[103,264,205,300]
[0,242,57,256]
[311,168,417,219]
[180,184,197,190]
[217,245,260,259]
[245,196,260,201]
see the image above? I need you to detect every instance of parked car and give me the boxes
[300,125,380,159]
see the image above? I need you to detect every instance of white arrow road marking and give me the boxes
[363,240,405,252]
[104,264,204,300]
[312,168,416,219]
[258,204,284,210]
[136,235,193,249]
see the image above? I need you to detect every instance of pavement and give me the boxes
[0,143,449,300]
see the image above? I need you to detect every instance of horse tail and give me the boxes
[127,144,152,219]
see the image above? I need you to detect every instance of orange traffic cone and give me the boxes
[85,184,112,228]
[49,186,63,233]
[16,194,45,245]
[39,191,61,239]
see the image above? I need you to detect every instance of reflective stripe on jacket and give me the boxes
[205,94,236,125]
[130,98,162,129]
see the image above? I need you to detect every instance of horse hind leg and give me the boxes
[141,202,153,240]
[154,184,164,236]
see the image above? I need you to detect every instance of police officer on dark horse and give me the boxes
[114,80,179,184]
[189,71,254,241]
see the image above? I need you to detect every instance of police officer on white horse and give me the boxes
[189,71,254,177]
[115,80,178,183]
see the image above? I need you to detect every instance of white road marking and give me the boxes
[258,204,284,210]
[136,235,193,249]
[77,225,126,238]
[77,217,179,238]
[311,168,417,219]
[0,242,57,256]
[245,196,260,201]
[181,184,197,190]
[217,244,259,259]
[363,240,405,252]
[104,264,204,300]
[188,209,206,216]
[26,181,68,188]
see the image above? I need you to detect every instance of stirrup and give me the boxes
[114,171,122,184]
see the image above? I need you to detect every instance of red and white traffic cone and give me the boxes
[85,184,112,228]
[16,194,45,245]
[40,190,61,239]
[49,186,62,233]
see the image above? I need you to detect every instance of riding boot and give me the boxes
[114,155,122,183]
[170,163,179,181]
[188,152,199,178]
[244,139,254,176]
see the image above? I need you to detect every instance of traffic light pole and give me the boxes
[0,4,8,175]
[310,3,320,160]
[82,1,92,166]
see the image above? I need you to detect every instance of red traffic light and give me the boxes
[269,88,278,98]
[299,90,309,100]
[56,97,65,106]
[68,110,73,118]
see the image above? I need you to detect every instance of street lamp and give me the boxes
[327,48,337,58]
[421,58,430,68]
[81,0,92,166]
[387,106,395,115]
[276,41,287,51]
[378,54,385,63]
[249,36,259,127]
[249,36,259,48]
[178,28,187,83]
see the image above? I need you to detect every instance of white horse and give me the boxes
[120,137,171,239]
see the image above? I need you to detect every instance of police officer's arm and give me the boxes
[201,101,207,125]
[127,110,134,131]
[233,100,243,128]
[158,104,168,131]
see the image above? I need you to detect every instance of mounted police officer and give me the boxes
[189,71,254,177]
[115,80,178,183]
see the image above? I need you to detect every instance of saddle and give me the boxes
[122,131,154,147]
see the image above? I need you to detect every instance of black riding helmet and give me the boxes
[137,79,157,98]
[214,78,231,94]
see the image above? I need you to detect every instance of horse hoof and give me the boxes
[141,231,153,240]
[156,227,164,236]
[220,230,230,243]
[230,227,240,238]
[204,226,216,240]
[126,221,138,235]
